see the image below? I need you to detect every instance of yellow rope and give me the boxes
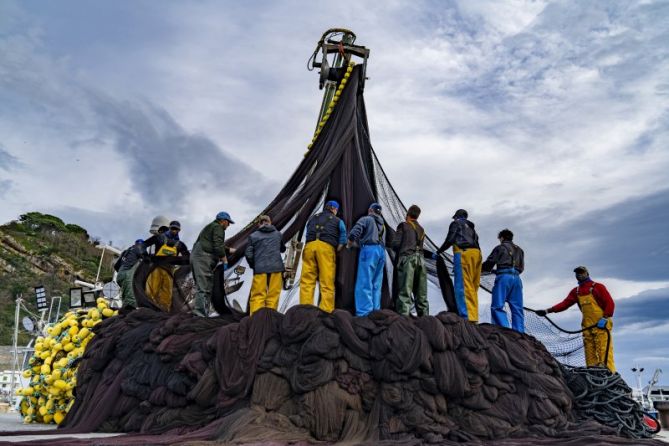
[307,61,355,151]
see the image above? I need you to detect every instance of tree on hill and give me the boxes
[0,213,114,344]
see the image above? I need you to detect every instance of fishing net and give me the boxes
[1,307,663,446]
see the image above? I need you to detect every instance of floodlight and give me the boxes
[21,316,35,333]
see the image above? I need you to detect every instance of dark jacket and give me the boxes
[144,233,190,257]
[438,218,479,252]
[482,241,524,273]
[115,244,146,272]
[306,212,347,248]
[391,220,425,256]
[195,221,227,258]
[349,214,385,246]
[245,225,286,274]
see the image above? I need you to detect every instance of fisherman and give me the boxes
[245,215,286,315]
[536,266,616,372]
[114,239,146,308]
[391,205,429,317]
[348,202,386,317]
[190,212,235,317]
[435,209,482,323]
[146,215,170,254]
[144,220,190,260]
[300,200,347,312]
[482,229,525,332]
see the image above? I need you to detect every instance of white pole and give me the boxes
[8,294,22,408]
[95,246,106,284]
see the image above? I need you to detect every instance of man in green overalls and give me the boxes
[391,205,429,317]
[190,211,235,316]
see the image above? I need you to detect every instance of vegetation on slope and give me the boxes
[0,212,115,344]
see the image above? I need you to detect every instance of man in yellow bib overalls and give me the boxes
[537,266,616,372]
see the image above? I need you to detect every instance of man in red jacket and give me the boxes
[536,266,616,372]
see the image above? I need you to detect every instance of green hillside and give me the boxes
[0,212,115,344]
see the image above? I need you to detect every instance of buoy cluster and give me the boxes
[307,61,355,151]
[16,298,118,424]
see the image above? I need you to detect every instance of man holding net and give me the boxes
[536,266,616,372]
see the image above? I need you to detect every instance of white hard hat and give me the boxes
[149,215,170,234]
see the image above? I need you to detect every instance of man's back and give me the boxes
[247,225,284,274]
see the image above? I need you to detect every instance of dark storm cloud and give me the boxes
[86,92,278,215]
[615,287,669,329]
[0,147,20,170]
[547,190,669,282]
[450,189,669,286]
[0,180,13,198]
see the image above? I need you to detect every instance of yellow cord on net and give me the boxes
[306,61,355,152]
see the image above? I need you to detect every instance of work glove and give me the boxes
[596,317,608,329]
[535,309,547,317]
[431,252,439,260]
[223,264,229,271]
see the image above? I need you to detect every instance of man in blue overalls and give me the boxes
[347,203,386,316]
[482,229,525,332]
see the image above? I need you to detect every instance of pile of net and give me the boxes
[1,306,659,446]
[15,299,119,425]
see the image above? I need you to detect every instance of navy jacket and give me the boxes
[483,241,525,273]
[438,218,479,252]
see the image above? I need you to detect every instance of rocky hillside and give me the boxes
[0,212,116,344]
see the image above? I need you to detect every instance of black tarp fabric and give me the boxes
[1,307,663,446]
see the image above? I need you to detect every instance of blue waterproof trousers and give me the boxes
[355,244,386,316]
[490,269,524,333]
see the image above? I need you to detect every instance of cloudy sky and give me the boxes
[1,1,667,385]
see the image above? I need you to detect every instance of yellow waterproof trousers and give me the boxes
[145,266,173,312]
[578,291,615,372]
[453,246,482,322]
[249,272,282,315]
[299,240,336,312]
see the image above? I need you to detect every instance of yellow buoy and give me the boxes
[54,411,65,425]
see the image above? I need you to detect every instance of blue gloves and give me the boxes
[223,264,229,271]
[431,252,439,260]
[596,317,608,329]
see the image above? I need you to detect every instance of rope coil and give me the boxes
[562,365,661,438]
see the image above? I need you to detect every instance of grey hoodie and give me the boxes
[348,214,385,246]
[245,225,286,274]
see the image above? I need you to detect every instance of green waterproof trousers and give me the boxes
[116,263,139,308]
[190,242,217,316]
[395,252,429,316]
